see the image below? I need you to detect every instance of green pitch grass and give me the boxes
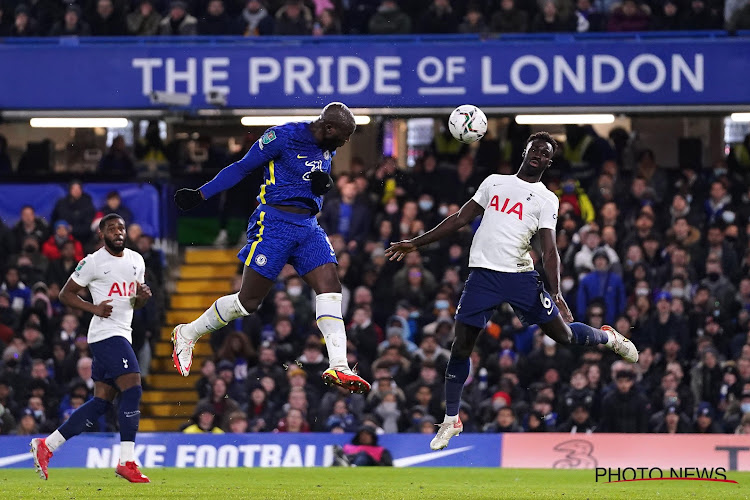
[1,468,749,500]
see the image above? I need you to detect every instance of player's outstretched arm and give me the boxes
[539,228,574,322]
[386,199,483,261]
[175,131,278,211]
[59,278,113,318]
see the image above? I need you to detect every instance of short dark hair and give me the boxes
[99,213,124,230]
[526,132,558,153]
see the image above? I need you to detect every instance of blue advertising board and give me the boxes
[0,183,161,237]
[1,35,749,110]
[0,433,501,468]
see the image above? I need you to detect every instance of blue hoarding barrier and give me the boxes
[1,34,749,110]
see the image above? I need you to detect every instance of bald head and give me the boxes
[311,102,356,151]
[321,102,356,131]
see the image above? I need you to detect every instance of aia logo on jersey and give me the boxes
[108,282,136,297]
[488,196,524,220]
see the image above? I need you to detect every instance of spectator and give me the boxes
[313,8,341,35]
[607,0,650,31]
[90,0,126,36]
[159,0,198,35]
[226,410,249,433]
[332,426,393,466]
[1,266,31,313]
[651,0,682,30]
[575,250,626,325]
[319,181,371,251]
[531,0,576,31]
[10,5,39,36]
[275,407,310,432]
[0,5,10,38]
[13,206,48,252]
[692,402,723,433]
[368,0,410,34]
[246,385,275,431]
[325,399,359,432]
[273,0,311,35]
[0,135,11,174]
[417,0,459,33]
[575,0,605,31]
[199,0,237,34]
[654,404,691,433]
[598,370,649,432]
[490,0,529,32]
[680,0,722,28]
[51,181,96,244]
[98,136,135,177]
[41,221,85,262]
[484,406,523,432]
[557,177,596,224]
[49,4,91,36]
[458,4,488,32]
[127,0,161,35]
[196,377,241,429]
[183,405,224,433]
[98,193,135,232]
[242,0,274,35]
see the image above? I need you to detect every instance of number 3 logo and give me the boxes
[540,292,553,315]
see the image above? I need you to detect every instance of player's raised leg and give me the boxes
[31,382,115,479]
[431,321,481,450]
[302,263,371,394]
[540,316,638,363]
[173,265,273,376]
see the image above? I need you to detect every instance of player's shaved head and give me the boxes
[309,102,357,151]
[320,102,356,133]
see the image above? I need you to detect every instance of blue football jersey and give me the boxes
[199,122,334,213]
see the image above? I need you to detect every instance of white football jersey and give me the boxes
[71,247,146,344]
[469,174,560,273]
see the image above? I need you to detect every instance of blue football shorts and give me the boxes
[455,268,560,328]
[90,335,141,386]
[238,204,338,280]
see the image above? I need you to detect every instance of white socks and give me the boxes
[444,414,459,423]
[316,293,348,370]
[45,430,66,452]
[184,293,250,342]
[120,441,135,465]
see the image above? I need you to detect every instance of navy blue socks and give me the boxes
[444,357,471,416]
[569,322,609,346]
[58,397,111,439]
[118,386,142,442]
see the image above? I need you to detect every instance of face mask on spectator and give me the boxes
[722,211,736,224]
[707,272,720,282]
[563,184,575,194]
[23,244,37,253]
[562,278,575,293]
[438,205,449,217]
[287,286,302,297]
[742,403,750,413]
[671,289,684,298]
[381,401,398,412]
[435,300,450,310]
[419,200,434,211]
[636,287,649,296]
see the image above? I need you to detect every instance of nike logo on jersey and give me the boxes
[297,154,307,159]
[103,270,111,274]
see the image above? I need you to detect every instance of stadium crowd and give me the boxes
[0,0,749,38]
[3,123,750,438]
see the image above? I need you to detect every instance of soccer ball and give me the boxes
[448,105,488,144]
